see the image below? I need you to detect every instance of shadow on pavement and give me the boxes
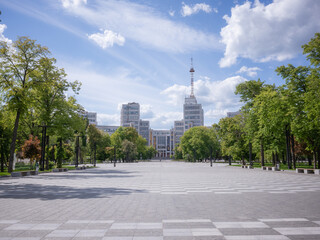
[0,184,146,200]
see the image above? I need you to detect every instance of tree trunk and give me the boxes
[249,142,252,167]
[313,150,317,169]
[1,141,4,172]
[317,149,320,169]
[285,125,292,169]
[272,152,275,166]
[57,139,63,168]
[260,140,265,166]
[307,156,312,166]
[291,134,296,169]
[75,136,79,167]
[8,108,21,173]
[275,152,279,164]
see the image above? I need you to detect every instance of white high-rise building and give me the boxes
[81,111,97,125]
[120,102,150,145]
[183,96,204,131]
[120,102,140,132]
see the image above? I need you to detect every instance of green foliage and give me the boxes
[180,126,219,161]
[121,139,137,162]
[218,115,247,162]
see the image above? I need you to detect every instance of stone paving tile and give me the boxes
[274,227,320,235]
[1,162,320,240]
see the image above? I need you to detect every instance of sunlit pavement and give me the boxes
[1,161,320,239]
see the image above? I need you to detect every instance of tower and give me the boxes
[190,57,195,97]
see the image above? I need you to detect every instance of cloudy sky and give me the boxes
[1,0,320,129]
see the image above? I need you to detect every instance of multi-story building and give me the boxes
[120,102,140,132]
[81,111,97,125]
[120,102,150,145]
[173,120,184,147]
[149,130,174,158]
[183,95,204,132]
[139,120,150,144]
[96,125,119,136]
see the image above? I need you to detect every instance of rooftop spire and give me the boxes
[189,57,195,97]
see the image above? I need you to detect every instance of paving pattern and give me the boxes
[0,161,320,240]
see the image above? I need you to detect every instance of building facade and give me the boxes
[81,111,97,125]
[139,120,150,144]
[183,95,204,132]
[149,129,174,158]
[120,102,140,132]
[96,125,119,136]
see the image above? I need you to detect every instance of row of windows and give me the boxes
[185,111,201,115]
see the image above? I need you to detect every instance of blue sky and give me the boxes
[1,0,319,129]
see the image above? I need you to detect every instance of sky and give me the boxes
[1,0,320,129]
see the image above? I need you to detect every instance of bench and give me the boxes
[296,168,320,175]
[76,166,86,170]
[11,170,38,177]
[261,166,279,171]
[242,165,253,169]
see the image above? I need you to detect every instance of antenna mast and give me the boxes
[189,57,195,97]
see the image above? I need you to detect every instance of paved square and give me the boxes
[0,161,320,239]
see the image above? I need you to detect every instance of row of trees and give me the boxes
[0,36,156,173]
[0,37,87,172]
[174,33,320,170]
[218,33,320,169]
[87,125,157,164]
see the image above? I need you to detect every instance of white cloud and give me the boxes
[219,0,320,67]
[140,104,154,119]
[0,24,12,45]
[169,10,175,17]
[181,2,212,17]
[61,0,87,8]
[161,76,247,122]
[149,111,183,130]
[97,113,119,126]
[236,66,262,77]
[88,29,125,49]
[61,0,221,53]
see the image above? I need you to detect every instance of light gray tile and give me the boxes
[163,229,192,236]
[213,222,269,228]
[46,230,80,237]
[191,228,222,236]
[274,227,320,235]
[225,236,290,240]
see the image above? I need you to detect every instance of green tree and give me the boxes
[121,139,137,162]
[180,126,219,161]
[0,37,49,172]
[218,115,247,164]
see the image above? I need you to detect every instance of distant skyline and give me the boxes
[1,0,320,129]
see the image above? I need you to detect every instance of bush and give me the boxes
[48,161,56,169]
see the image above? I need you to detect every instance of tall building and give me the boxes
[173,120,184,147]
[81,111,97,125]
[96,125,119,136]
[120,102,140,132]
[182,58,204,131]
[120,102,150,145]
[139,120,150,144]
